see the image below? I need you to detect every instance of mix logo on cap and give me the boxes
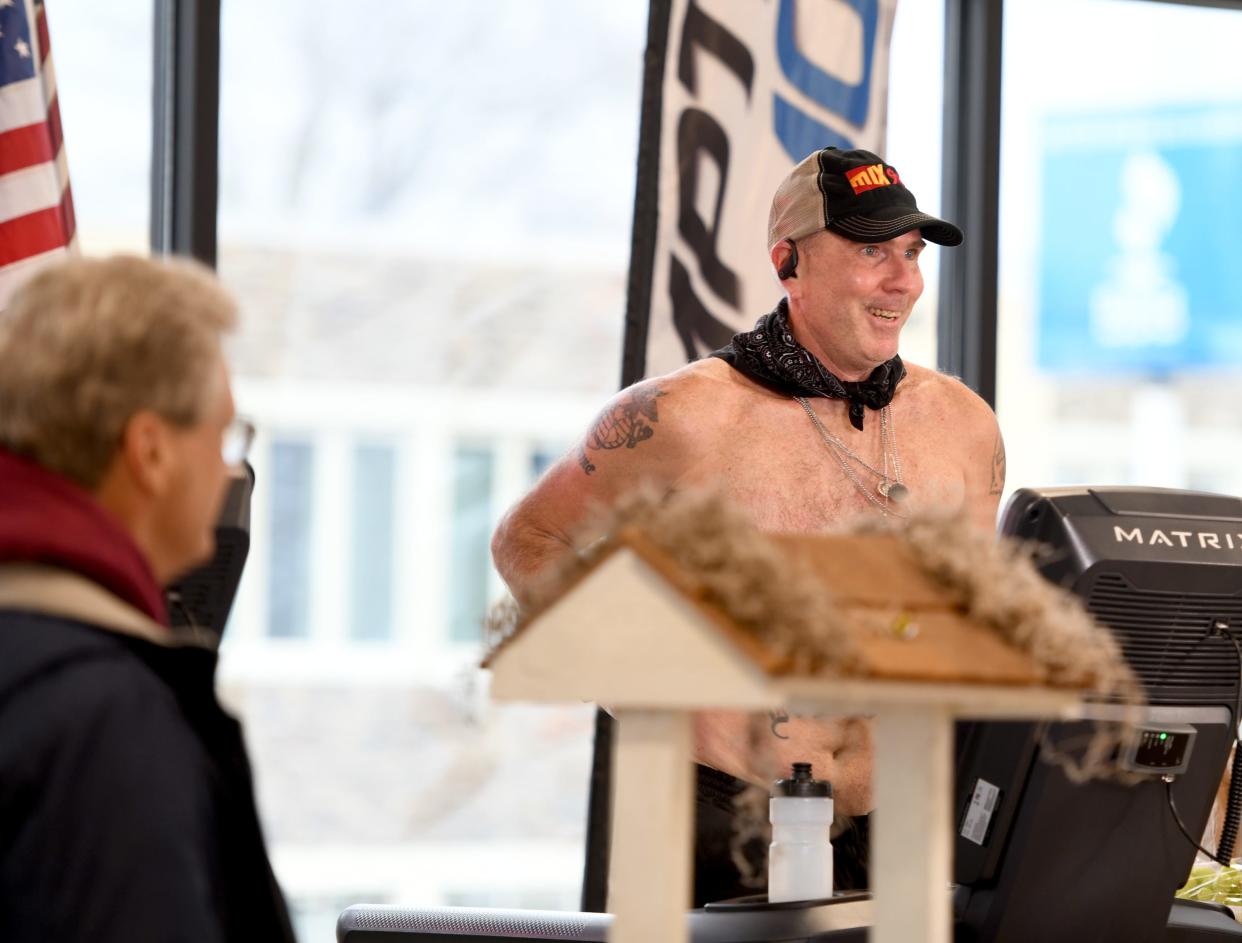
[845,163,901,195]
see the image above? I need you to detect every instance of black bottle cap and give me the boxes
[773,761,832,798]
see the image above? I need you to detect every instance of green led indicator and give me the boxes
[1159,733,1168,741]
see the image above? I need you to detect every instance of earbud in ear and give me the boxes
[777,240,799,280]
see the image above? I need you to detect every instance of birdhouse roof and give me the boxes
[485,524,1099,713]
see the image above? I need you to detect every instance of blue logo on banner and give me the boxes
[1037,103,1242,373]
[772,0,879,160]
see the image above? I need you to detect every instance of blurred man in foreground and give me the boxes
[0,256,295,942]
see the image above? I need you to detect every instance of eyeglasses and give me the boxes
[222,416,256,466]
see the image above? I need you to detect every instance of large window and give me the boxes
[214,1,644,931]
[997,0,1242,504]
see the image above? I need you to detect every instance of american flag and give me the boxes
[0,0,75,307]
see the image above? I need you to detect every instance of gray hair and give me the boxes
[0,254,238,489]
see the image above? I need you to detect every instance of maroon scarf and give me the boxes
[0,448,167,625]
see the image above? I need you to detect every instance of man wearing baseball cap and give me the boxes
[492,146,1004,901]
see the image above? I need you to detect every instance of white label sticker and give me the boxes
[960,779,1001,846]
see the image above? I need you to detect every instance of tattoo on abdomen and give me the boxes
[578,387,666,476]
[770,709,791,740]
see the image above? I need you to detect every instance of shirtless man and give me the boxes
[491,146,1005,893]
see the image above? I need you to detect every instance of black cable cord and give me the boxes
[1166,778,1222,863]
[1161,623,1242,866]
[1222,626,1242,746]
[1214,625,1242,864]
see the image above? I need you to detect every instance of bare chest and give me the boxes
[678,396,968,532]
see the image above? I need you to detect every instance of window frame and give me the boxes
[150,0,219,265]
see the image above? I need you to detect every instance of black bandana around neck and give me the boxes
[711,298,906,431]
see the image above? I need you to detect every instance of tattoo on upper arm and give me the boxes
[577,387,667,476]
[988,433,1006,495]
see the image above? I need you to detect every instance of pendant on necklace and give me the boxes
[878,481,909,502]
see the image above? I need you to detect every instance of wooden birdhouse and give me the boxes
[486,525,1089,943]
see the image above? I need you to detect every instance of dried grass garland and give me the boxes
[863,512,1146,785]
[488,487,1149,891]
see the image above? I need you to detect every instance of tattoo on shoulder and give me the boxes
[577,387,667,476]
[989,433,1006,495]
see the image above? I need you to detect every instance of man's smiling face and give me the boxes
[788,227,926,381]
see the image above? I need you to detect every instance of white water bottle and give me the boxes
[768,761,834,903]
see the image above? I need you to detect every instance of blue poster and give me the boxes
[1037,103,1242,373]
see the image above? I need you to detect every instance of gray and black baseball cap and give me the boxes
[767,146,963,250]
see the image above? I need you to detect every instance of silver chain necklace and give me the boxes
[794,396,909,517]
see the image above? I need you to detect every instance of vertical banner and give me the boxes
[0,0,76,308]
[623,0,898,384]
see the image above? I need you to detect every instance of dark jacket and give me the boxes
[0,449,295,942]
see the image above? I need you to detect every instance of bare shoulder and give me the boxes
[899,361,998,434]
[621,356,781,422]
[900,362,1006,507]
[664,354,775,394]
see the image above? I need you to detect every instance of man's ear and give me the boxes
[772,239,798,282]
[118,410,174,496]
